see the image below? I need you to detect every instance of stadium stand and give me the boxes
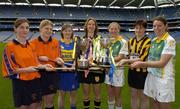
[0,6,179,20]
[0,2,180,43]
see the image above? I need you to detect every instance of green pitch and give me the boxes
[0,43,179,109]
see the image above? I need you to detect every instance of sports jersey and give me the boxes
[58,37,79,91]
[105,36,128,86]
[59,38,76,65]
[2,39,40,80]
[111,36,128,57]
[148,32,176,78]
[30,36,60,67]
[128,36,151,72]
[81,35,101,62]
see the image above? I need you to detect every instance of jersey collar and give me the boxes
[135,35,146,42]
[155,32,169,43]
[112,36,122,43]
[38,36,52,44]
[13,39,29,48]
[60,38,73,43]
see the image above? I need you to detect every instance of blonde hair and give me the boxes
[39,19,53,29]
[108,22,121,30]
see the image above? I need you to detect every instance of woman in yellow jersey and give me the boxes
[78,18,105,109]
[131,16,176,109]
[31,20,63,109]
[119,20,151,109]
[2,19,53,109]
[58,24,79,109]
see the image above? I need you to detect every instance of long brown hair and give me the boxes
[84,17,99,38]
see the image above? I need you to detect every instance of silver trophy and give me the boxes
[77,38,90,69]
[99,37,114,66]
[79,38,89,58]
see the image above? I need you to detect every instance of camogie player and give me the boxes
[58,24,79,109]
[104,22,128,109]
[120,20,151,109]
[31,20,63,109]
[131,16,176,109]
[78,18,105,109]
[2,19,53,109]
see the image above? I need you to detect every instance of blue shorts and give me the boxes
[58,71,79,91]
[40,71,59,95]
[12,78,42,107]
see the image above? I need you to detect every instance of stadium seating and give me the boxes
[0,5,179,20]
[0,5,180,43]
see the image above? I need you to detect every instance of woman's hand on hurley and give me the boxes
[56,57,64,65]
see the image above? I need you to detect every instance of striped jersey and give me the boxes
[128,35,151,72]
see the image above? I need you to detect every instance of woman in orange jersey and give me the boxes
[2,19,53,109]
[31,20,63,109]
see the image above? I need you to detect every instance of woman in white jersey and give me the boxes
[131,16,176,109]
[105,22,128,109]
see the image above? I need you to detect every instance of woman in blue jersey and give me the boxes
[131,16,176,109]
[58,24,79,109]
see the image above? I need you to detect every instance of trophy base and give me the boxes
[99,62,110,68]
[99,65,110,68]
[77,67,89,70]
